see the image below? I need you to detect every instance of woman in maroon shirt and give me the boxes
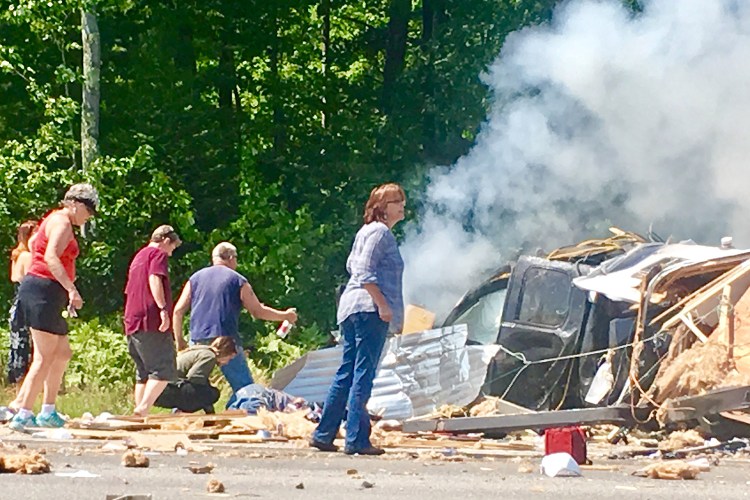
[9,183,99,432]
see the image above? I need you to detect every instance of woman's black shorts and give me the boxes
[17,274,69,335]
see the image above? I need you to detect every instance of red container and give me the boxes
[544,426,587,465]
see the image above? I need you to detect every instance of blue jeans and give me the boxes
[194,336,254,408]
[312,312,388,451]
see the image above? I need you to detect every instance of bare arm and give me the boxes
[16,252,32,278]
[172,281,191,350]
[10,252,32,282]
[148,274,170,332]
[362,283,392,322]
[240,283,297,323]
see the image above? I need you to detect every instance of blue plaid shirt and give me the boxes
[337,222,404,332]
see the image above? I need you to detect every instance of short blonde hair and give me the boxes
[211,242,237,262]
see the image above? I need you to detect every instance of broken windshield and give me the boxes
[450,288,506,345]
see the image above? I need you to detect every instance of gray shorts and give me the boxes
[127,331,177,382]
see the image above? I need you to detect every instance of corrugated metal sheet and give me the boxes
[270,324,499,420]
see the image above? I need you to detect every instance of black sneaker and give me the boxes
[344,446,385,456]
[309,439,339,452]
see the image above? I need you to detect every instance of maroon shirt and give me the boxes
[124,245,172,335]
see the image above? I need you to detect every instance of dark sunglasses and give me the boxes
[75,198,97,215]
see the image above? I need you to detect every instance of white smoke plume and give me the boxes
[403,0,750,319]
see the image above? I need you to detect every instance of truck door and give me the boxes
[483,256,590,410]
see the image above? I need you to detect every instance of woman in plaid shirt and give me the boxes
[310,183,406,456]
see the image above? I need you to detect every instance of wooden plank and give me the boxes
[130,433,203,451]
[217,434,289,443]
[662,261,750,330]
[720,285,735,359]
[651,274,724,326]
[652,259,750,327]
[111,410,246,423]
[67,420,159,432]
[649,252,750,310]
[680,314,709,343]
[66,428,135,439]
[380,436,535,451]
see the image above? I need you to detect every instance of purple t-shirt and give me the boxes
[124,246,171,335]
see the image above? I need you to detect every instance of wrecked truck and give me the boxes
[442,230,653,412]
[274,228,750,426]
[441,228,750,419]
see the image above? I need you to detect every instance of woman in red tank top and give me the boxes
[9,183,99,432]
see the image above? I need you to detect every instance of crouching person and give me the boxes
[155,336,237,413]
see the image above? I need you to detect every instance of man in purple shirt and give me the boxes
[124,225,181,416]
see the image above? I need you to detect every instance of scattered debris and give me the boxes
[122,450,150,468]
[373,419,402,432]
[186,463,215,474]
[100,442,130,452]
[685,457,712,471]
[658,430,705,451]
[54,470,100,478]
[361,481,374,489]
[468,398,499,417]
[517,461,534,474]
[295,482,305,489]
[105,495,152,500]
[633,460,701,480]
[206,478,225,493]
[130,433,194,452]
[0,452,51,474]
[346,469,358,475]
[417,450,464,462]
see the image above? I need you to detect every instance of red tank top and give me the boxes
[27,212,79,283]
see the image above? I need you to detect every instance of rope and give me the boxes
[487,331,663,401]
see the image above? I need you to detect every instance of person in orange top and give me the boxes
[7,220,38,385]
[9,183,99,432]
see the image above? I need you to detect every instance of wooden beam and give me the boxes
[662,260,750,330]
[719,285,735,360]
[679,314,709,343]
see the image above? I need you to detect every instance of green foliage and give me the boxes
[0,0,592,382]
[65,316,134,388]
[250,322,330,382]
[0,316,133,390]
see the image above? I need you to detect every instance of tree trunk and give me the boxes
[81,8,100,171]
[320,0,331,128]
[382,0,411,114]
[269,8,285,154]
[217,46,235,110]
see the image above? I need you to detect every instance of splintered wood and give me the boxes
[647,261,750,426]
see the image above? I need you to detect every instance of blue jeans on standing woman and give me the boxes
[312,311,388,452]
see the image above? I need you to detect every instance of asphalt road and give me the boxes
[1,434,749,500]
